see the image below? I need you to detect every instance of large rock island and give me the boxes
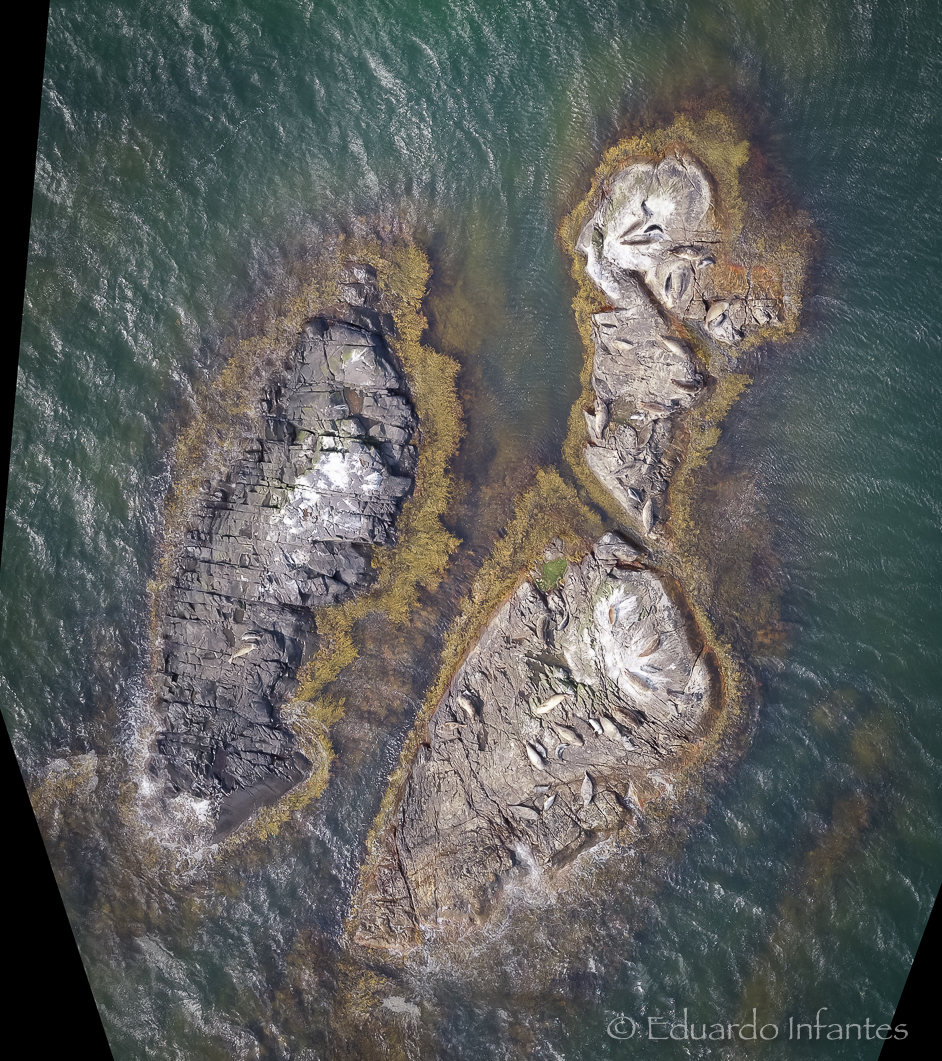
[354,533,714,948]
[149,267,420,838]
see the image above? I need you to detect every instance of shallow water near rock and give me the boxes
[8,1,942,1058]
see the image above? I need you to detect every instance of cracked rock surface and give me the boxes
[354,533,713,949]
[582,276,707,536]
[151,267,417,839]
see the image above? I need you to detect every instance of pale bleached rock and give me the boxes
[578,150,780,347]
[580,276,705,536]
[353,533,713,949]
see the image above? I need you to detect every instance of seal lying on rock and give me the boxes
[151,266,418,839]
[353,532,714,950]
[578,275,705,536]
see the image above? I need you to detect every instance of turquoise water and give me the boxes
[7,0,942,1057]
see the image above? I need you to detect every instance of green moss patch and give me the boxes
[536,557,568,591]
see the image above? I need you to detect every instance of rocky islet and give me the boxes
[575,147,791,538]
[353,533,713,949]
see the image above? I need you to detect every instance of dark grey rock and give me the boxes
[151,271,418,839]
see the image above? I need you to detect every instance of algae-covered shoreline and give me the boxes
[126,231,467,853]
[30,96,812,1054]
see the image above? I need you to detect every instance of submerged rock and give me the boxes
[151,267,418,838]
[29,753,100,843]
[353,533,714,950]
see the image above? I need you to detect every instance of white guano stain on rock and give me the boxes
[381,996,421,1019]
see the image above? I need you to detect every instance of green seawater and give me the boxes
[6,0,942,1057]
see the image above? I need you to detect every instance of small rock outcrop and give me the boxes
[575,151,778,536]
[576,153,779,343]
[354,534,713,949]
[151,267,418,838]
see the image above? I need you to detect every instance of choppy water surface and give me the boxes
[7,1,942,1058]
